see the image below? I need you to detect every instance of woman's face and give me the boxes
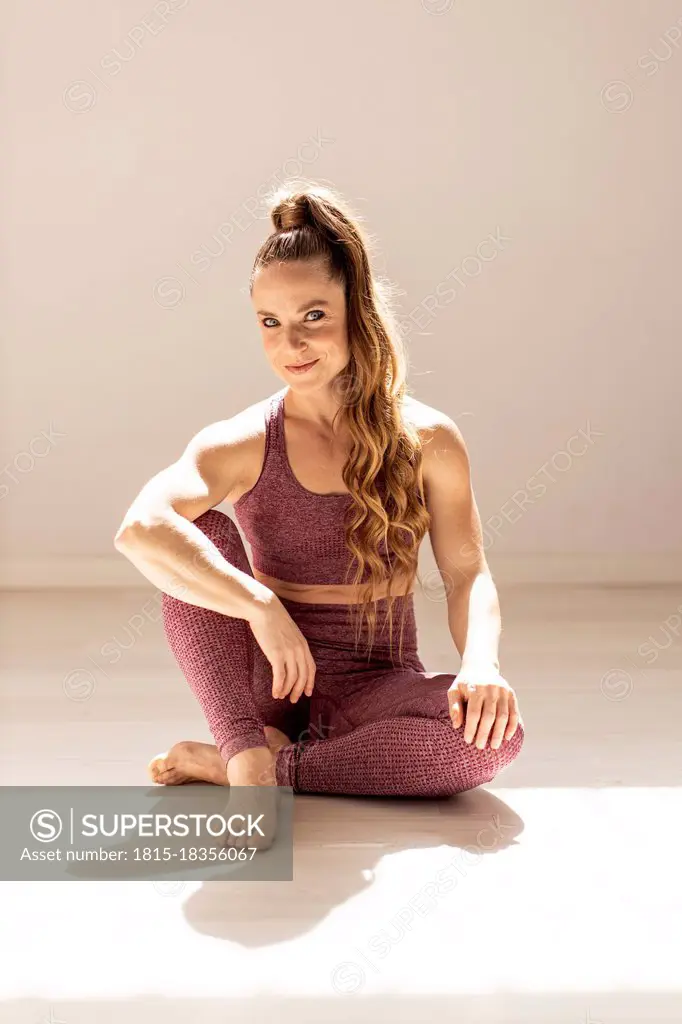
[252,259,350,389]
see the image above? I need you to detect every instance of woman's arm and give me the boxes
[420,414,520,749]
[113,409,274,622]
[420,416,499,670]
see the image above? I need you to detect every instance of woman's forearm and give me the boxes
[114,514,274,622]
[447,570,501,673]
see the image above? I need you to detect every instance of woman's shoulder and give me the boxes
[401,396,470,477]
[191,394,274,447]
[401,395,452,436]
[187,393,283,506]
[186,394,278,477]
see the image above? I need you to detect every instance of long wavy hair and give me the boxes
[249,180,432,667]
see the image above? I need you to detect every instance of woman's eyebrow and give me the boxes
[256,299,331,316]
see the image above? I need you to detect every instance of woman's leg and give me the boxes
[157,509,309,781]
[273,594,525,797]
[159,523,524,797]
[276,670,525,797]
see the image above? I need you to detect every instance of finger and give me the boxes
[280,652,299,699]
[289,647,309,703]
[489,695,509,750]
[504,691,520,740]
[271,656,286,699]
[289,661,308,704]
[474,700,498,750]
[289,681,306,703]
[448,690,464,729]
[296,647,315,701]
[463,692,483,744]
[304,652,317,697]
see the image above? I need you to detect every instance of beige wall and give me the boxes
[2,0,681,576]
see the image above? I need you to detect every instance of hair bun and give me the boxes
[271,192,313,232]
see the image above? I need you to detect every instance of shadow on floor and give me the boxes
[184,786,524,946]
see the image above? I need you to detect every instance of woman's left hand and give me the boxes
[447,668,522,750]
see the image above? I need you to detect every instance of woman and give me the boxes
[114,182,524,801]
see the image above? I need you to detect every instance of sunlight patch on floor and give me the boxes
[0,787,679,1001]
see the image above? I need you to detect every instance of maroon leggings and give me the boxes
[161,509,524,796]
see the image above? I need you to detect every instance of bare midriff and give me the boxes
[253,567,415,605]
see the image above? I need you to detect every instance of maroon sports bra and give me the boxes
[232,388,392,586]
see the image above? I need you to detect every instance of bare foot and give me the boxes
[148,741,228,786]
[225,745,285,850]
[148,732,294,849]
[148,730,293,789]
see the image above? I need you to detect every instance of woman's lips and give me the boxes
[286,358,319,374]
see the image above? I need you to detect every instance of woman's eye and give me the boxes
[261,310,324,328]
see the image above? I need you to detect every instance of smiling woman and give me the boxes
[245,187,433,653]
[114,180,524,815]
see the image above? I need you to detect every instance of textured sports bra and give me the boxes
[232,388,392,586]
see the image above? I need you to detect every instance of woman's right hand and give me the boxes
[248,595,317,703]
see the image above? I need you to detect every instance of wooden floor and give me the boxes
[1,583,681,1023]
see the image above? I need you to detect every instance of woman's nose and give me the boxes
[283,327,308,350]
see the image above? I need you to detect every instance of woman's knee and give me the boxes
[187,508,252,575]
[435,720,525,796]
[193,508,240,552]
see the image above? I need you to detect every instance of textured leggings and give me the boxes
[161,509,525,797]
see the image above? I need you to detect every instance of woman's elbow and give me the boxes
[113,518,159,553]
